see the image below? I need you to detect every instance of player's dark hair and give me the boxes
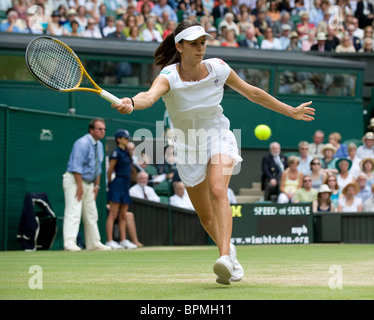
[154,19,202,69]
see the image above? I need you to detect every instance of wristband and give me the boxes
[94,185,100,189]
[130,97,135,108]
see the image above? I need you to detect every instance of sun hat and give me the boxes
[359,157,374,171]
[115,129,131,139]
[335,158,352,172]
[175,25,213,43]
[321,143,337,154]
[367,118,374,129]
[318,184,332,194]
[342,182,359,196]
[316,32,327,41]
[362,131,374,142]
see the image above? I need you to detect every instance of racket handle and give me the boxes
[100,90,133,113]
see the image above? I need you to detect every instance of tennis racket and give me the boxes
[25,36,129,108]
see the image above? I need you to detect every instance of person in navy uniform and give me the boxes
[106,129,136,249]
[261,141,288,201]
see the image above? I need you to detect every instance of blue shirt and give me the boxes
[0,22,20,32]
[67,134,104,183]
[109,146,132,179]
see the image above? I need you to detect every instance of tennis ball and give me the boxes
[254,124,271,140]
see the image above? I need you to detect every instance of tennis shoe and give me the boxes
[120,239,137,249]
[213,255,233,285]
[106,240,123,250]
[230,243,244,282]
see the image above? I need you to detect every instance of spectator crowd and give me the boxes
[1,0,374,52]
[261,124,374,212]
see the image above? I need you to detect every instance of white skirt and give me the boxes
[174,128,242,187]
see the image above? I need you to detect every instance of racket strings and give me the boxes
[27,38,82,90]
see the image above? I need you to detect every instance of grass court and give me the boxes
[1,244,373,301]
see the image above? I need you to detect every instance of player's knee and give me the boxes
[210,185,227,202]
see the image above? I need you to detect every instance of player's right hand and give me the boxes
[111,98,133,114]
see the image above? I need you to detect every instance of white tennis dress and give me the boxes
[159,58,243,187]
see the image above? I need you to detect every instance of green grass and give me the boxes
[0,244,373,300]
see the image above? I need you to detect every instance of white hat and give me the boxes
[316,32,327,41]
[175,25,213,43]
[318,184,332,193]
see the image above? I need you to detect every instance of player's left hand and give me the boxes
[293,101,315,121]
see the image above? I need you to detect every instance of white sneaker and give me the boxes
[64,242,81,252]
[106,240,123,250]
[92,242,112,251]
[213,255,233,285]
[119,239,137,249]
[230,243,244,282]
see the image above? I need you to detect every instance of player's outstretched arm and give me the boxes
[226,69,315,121]
[112,76,170,114]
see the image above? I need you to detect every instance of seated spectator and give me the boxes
[308,130,325,159]
[212,0,229,26]
[346,23,362,52]
[102,15,116,37]
[261,27,282,50]
[321,143,338,175]
[357,132,374,159]
[286,31,301,51]
[272,11,294,38]
[359,37,374,52]
[221,28,239,47]
[254,9,270,38]
[267,0,281,23]
[297,141,313,175]
[325,26,341,51]
[123,14,137,38]
[324,174,341,210]
[0,9,21,33]
[277,156,303,203]
[129,172,161,202]
[311,32,333,52]
[68,20,82,37]
[356,173,372,204]
[359,157,374,186]
[335,35,356,52]
[237,6,254,35]
[238,26,259,48]
[206,27,221,46]
[13,0,28,21]
[310,157,327,189]
[347,142,362,177]
[141,17,163,42]
[296,11,316,37]
[337,183,363,212]
[313,184,335,212]
[293,174,319,203]
[328,132,348,159]
[63,8,84,34]
[355,0,374,29]
[47,10,68,36]
[301,29,317,51]
[21,9,43,34]
[218,12,239,36]
[336,158,356,191]
[170,182,194,210]
[157,145,177,181]
[261,142,288,201]
[363,183,374,211]
[279,24,292,50]
[82,18,102,38]
[137,0,155,14]
[163,19,176,39]
[151,0,178,22]
[127,25,142,41]
[107,19,126,39]
[76,5,88,30]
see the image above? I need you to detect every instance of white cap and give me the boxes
[175,26,213,43]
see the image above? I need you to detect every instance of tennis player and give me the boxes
[112,19,315,285]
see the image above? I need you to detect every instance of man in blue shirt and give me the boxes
[151,0,178,22]
[0,9,21,33]
[63,118,111,251]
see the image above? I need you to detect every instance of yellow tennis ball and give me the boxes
[254,124,271,140]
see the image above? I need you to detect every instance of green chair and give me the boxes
[153,180,173,197]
